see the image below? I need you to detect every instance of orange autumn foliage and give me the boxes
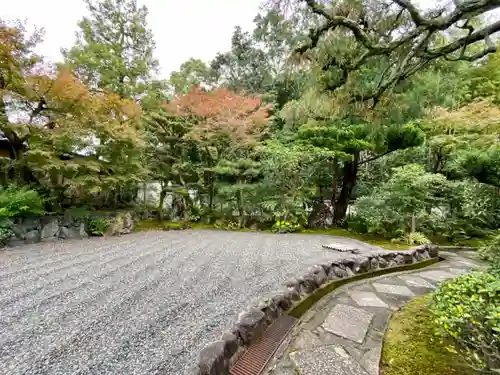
[163,86,271,144]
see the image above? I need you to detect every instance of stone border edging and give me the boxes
[189,244,438,375]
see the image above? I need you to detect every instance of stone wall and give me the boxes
[6,211,134,247]
[189,245,438,375]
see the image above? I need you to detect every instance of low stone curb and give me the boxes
[189,244,438,375]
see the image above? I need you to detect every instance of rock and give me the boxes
[24,230,41,244]
[11,224,26,240]
[197,341,226,375]
[341,258,361,273]
[378,258,388,268]
[370,257,379,270]
[78,222,88,237]
[428,245,439,258]
[220,332,239,358]
[394,255,405,264]
[404,253,415,264]
[307,265,327,286]
[298,274,319,295]
[320,263,332,276]
[284,287,300,302]
[284,278,300,290]
[359,257,371,272]
[121,212,134,234]
[250,296,280,325]
[22,217,41,231]
[41,219,59,239]
[235,310,266,345]
[331,265,349,279]
[272,291,293,311]
[58,227,70,239]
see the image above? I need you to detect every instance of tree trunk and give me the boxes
[333,152,359,225]
[158,189,166,221]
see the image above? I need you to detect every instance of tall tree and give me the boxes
[62,0,159,100]
[168,58,213,94]
[269,0,500,225]
[0,21,146,208]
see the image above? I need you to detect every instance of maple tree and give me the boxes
[157,87,271,214]
[0,21,146,209]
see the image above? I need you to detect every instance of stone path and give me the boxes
[266,251,485,375]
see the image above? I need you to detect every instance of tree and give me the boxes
[168,58,214,94]
[267,0,500,225]
[163,87,271,212]
[0,21,146,209]
[62,0,159,100]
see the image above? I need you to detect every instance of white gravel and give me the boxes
[0,230,381,375]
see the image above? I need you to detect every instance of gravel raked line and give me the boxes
[0,230,382,375]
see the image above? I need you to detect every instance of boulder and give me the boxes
[370,257,379,270]
[11,224,26,240]
[41,219,60,239]
[197,341,226,375]
[331,265,349,279]
[235,310,266,345]
[307,265,327,286]
[220,332,239,359]
[298,274,319,295]
[58,227,70,239]
[24,230,41,244]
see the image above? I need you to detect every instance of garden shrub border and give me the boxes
[189,244,441,375]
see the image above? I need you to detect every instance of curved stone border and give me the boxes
[265,250,483,375]
[189,244,438,375]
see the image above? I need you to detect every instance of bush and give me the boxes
[0,186,45,246]
[272,220,301,233]
[88,218,111,236]
[479,231,500,263]
[429,271,500,373]
[0,220,13,246]
[395,231,431,246]
[0,185,45,218]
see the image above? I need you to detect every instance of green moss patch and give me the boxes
[381,296,474,375]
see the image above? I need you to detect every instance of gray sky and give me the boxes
[3,0,262,78]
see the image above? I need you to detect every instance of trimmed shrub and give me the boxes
[429,271,500,373]
[88,218,111,236]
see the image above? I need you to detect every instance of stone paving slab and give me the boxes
[291,346,370,375]
[398,275,435,289]
[416,269,456,282]
[372,283,415,297]
[348,291,389,308]
[323,304,374,344]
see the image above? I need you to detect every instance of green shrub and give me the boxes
[395,231,431,246]
[0,185,45,218]
[214,221,240,231]
[0,219,13,245]
[88,218,111,236]
[272,220,301,233]
[479,231,500,263]
[429,271,500,373]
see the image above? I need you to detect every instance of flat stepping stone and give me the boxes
[398,275,435,289]
[348,291,389,308]
[416,270,456,282]
[291,345,370,375]
[323,304,374,343]
[372,283,415,297]
[323,244,360,254]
